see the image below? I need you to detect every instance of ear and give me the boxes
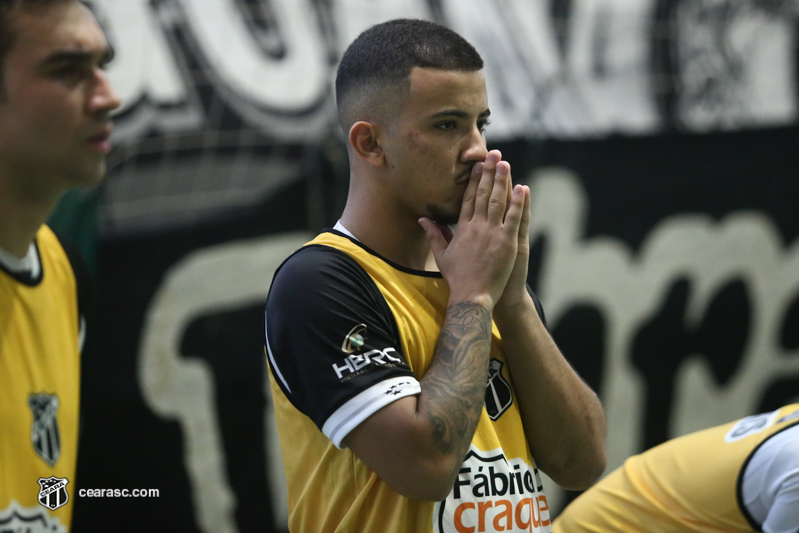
[348,121,387,168]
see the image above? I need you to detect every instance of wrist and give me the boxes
[493,292,536,329]
[447,293,495,312]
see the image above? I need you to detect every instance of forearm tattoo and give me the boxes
[421,302,492,459]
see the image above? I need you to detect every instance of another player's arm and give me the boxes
[492,165,606,490]
[343,152,523,501]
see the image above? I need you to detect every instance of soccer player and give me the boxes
[264,18,606,532]
[554,404,799,533]
[0,0,120,530]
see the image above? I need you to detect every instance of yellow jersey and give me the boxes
[554,404,799,532]
[265,229,552,532]
[0,225,82,532]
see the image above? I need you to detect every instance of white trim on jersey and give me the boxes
[1,240,84,351]
[264,322,292,394]
[0,242,40,278]
[78,316,87,352]
[323,376,421,449]
[333,220,357,240]
[741,423,799,533]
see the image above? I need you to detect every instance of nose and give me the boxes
[461,123,488,163]
[87,68,121,116]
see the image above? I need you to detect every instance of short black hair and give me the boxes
[335,18,484,132]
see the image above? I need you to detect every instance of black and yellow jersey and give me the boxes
[0,225,86,532]
[265,229,552,533]
[554,404,799,533]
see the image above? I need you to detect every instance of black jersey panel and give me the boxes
[265,245,415,430]
[528,285,547,329]
[53,230,93,331]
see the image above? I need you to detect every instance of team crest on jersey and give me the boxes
[37,476,69,511]
[29,393,61,466]
[485,359,513,420]
[434,447,551,533]
[0,501,66,533]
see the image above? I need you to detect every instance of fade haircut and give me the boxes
[335,18,484,133]
[0,0,75,91]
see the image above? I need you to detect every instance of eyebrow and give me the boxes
[40,46,115,67]
[430,109,491,120]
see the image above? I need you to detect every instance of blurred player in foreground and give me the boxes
[0,0,119,530]
[554,404,799,533]
[264,18,606,532]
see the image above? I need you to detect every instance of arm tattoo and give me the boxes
[420,302,493,459]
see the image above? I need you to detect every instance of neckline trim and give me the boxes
[326,228,443,279]
[0,239,44,286]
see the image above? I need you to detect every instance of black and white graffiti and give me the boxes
[90,0,798,233]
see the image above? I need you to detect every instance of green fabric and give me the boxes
[47,188,100,275]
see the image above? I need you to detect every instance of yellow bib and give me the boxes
[555,404,799,532]
[269,231,551,533]
[0,225,80,531]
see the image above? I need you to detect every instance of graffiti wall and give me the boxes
[69,1,799,531]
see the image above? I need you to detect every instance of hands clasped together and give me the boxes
[419,150,531,312]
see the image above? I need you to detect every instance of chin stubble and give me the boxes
[426,203,460,226]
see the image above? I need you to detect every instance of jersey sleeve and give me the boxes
[740,420,799,533]
[762,478,799,533]
[265,245,420,448]
[745,422,799,533]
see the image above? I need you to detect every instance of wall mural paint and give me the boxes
[97,0,797,141]
[70,1,799,531]
[92,0,798,233]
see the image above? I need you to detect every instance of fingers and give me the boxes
[502,184,527,239]
[505,167,513,216]
[518,185,531,244]
[418,217,449,259]
[458,162,483,222]
[472,150,505,222]
[486,162,511,224]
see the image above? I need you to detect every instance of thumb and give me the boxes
[418,217,449,259]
